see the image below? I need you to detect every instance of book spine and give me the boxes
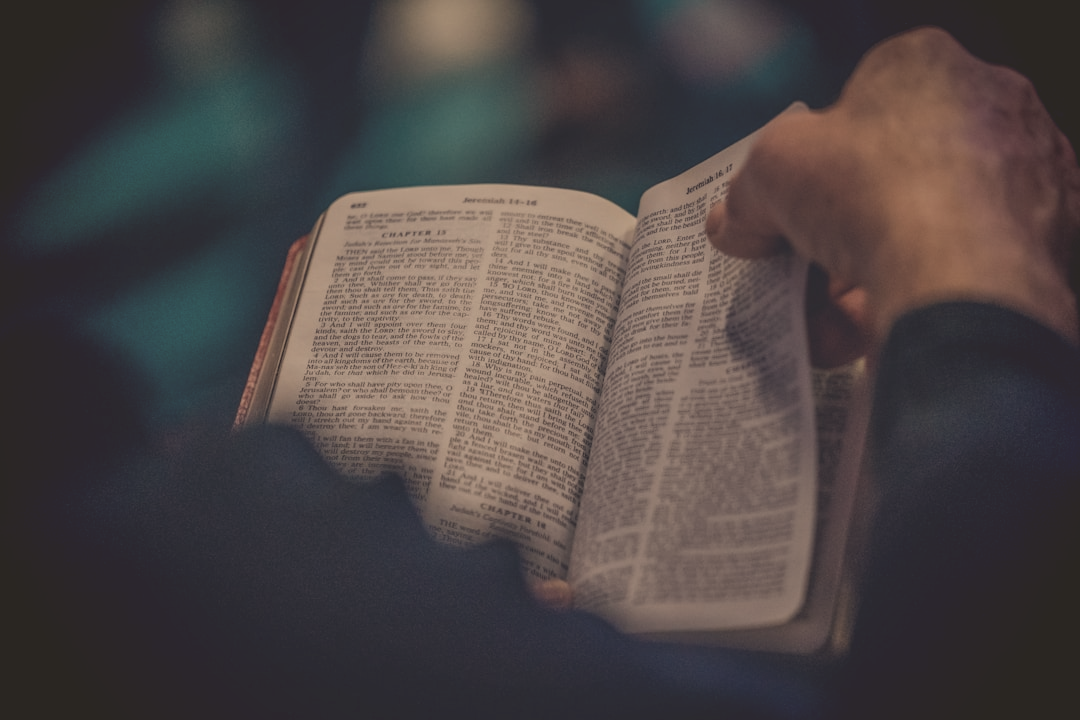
[233,235,310,428]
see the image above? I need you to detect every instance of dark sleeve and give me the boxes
[837,302,1080,719]
[21,423,819,720]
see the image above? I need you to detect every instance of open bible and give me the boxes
[237,112,870,655]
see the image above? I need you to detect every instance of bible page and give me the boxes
[678,361,871,652]
[262,184,636,580]
[567,121,820,634]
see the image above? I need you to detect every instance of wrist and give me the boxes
[868,230,1079,345]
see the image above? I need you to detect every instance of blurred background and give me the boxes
[2,0,1076,437]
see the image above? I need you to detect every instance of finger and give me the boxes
[706,191,788,259]
[529,579,573,610]
[805,266,871,368]
[707,112,822,260]
[831,281,869,330]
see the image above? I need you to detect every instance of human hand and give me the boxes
[707,27,1080,351]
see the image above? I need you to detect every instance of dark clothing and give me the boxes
[7,302,1078,718]
[840,302,1080,718]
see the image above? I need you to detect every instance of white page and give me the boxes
[568,120,819,633]
[264,184,637,579]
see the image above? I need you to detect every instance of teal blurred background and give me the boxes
[4,0,1075,433]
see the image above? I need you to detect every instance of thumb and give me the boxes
[707,108,817,259]
[706,187,788,259]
